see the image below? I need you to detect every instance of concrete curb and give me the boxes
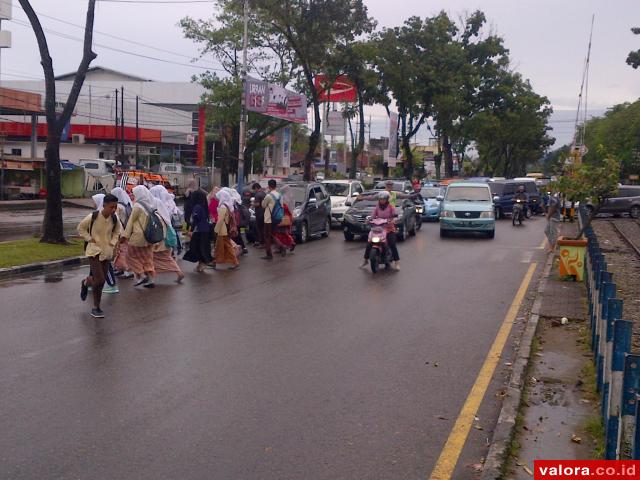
[0,255,88,281]
[480,252,554,479]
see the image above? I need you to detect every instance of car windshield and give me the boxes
[421,187,441,198]
[375,181,404,192]
[446,186,491,202]
[289,187,307,206]
[324,183,350,196]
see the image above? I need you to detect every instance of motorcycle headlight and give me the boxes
[441,210,455,218]
[372,237,381,243]
[480,211,494,218]
[293,207,302,218]
[415,206,424,213]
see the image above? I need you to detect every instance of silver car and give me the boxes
[587,186,640,218]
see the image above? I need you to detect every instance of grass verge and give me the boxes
[0,237,84,269]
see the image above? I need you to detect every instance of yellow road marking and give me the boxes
[428,262,538,480]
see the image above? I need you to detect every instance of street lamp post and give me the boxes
[237,0,249,193]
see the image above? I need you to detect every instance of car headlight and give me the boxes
[293,207,302,218]
[480,211,495,218]
[441,210,455,218]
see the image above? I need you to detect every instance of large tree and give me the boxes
[181,0,293,186]
[627,27,640,69]
[250,0,375,181]
[19,0,98,243]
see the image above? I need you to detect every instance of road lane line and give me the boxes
[538,238,547,250]
[428,262,538,480]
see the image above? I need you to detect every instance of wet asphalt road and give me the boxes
[0,218,547,480]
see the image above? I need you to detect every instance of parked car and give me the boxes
[322,179,365,226]
[439,182,496,238]
[420,185,445,221]
[586,186,640,218]
[342,192,417,242]
[285,182,332,243]
[489,180,541,219]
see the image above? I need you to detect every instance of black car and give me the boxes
[490,180,542,219]
[586,185,640,218]
[285,182,332,243]
[342,192,417,242]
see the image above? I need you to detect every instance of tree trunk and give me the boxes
[304,91,321,181]
[443,132,453,178]
[41,132,65,243]
[220,127,230,187]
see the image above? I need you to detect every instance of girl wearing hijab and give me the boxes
[110,187,134,279]
[272,185,296,256]
[122,185,157,287]
[182,189,213,272]
[213,189,240,270]
[150,186,185,283]
[183,179,199,230]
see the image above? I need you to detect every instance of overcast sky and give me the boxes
[2,0,639,147]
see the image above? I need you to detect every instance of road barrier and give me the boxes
[580,207,639,459]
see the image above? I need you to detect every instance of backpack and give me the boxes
[119,202,132,228]
[270,194,284,225]
[227,207,239,238]
[84,211,118,252]
[138,204,165,244]
[164,224,178,248]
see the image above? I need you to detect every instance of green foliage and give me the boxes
[552,156,620,205]
[582,100,640,178]
[627,27,640,69]
[0,237,84,268]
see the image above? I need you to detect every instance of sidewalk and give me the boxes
[0,199,94,242]
[506,221,601,478]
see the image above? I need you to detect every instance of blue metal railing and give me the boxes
[580,206,637,459]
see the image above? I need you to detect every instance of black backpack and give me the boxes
[138,204,165,244]
[84,211,118,252]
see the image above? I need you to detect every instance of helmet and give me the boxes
[378,191,391,200]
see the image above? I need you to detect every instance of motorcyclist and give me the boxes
[513,185,528,219]
[385,180,398,207]
[360,191,401,271]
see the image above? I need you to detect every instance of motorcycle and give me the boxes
[366,217,393,273]
[512,199,526,226]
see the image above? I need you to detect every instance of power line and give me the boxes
[96,0,214,3]
[9,18,226,73]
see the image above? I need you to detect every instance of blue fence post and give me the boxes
[599,282,616,398]
[595,273,613,386]
[622,354,640,459]
[605,304,628,460]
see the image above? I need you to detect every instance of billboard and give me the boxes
[325,110,344,136]
[314,74,357,103]
[245,77,307,124]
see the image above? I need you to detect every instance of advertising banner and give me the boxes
[245,77,307,124]
[314,74,357,103]
[325,110,344,136]
[386,112,399,166]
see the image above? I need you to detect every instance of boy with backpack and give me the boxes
[261,179,283,260]
[78,194,122,318]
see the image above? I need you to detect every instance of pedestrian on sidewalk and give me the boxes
[545,192,562,253]
[252,182,266,247]
[228,188,249,255]
[261,179,281,260]
[150,185,185,284]
[213,189,240,270]
[78,193,122,318]
[183,189,213,272]
[110,187,134,280]
[122,186,157,288]
[273,185,296,256]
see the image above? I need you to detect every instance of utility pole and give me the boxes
[120,86,125,165]
[135,95,139,168]
[236,0,248,193]
[114,88,119,166]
